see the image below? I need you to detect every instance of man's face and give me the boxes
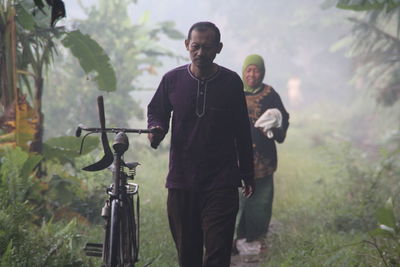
[244,65,263,88]
[185,29,222,69]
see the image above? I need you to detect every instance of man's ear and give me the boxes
[217,42,223,54]
[185,39,190,51]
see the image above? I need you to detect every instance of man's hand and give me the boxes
[242,179,255,198]
[148,126,164,149]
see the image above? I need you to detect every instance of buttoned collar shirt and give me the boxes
[148,64,254,191]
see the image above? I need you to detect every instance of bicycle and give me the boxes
[76,96,156,267]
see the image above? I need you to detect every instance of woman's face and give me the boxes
[244,64,263,88]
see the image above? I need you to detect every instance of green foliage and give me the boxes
[1,240,13,267]
[1,0,118,155]
[118,130,400,267]
[375,198,396,229]
[157,21,185,39]
[0,147,40,205]
[4,103,400,266]
[15,4,35,31]
[19,153,42,180]
[223,99,400,266]
[11,1,116,99]
[61,30,117,92]
[43,0,184,138]
[43,136,99,164]
[0,1,183,265]
[330,0,400,106]
[0,146,100,266]
[0,207,97,267]
[122,145,176,266]
[365,198,400,266]
[335,0,400,11]
[14,1,116,96]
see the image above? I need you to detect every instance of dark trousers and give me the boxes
[236,175,274,241]
[167,188,239,267]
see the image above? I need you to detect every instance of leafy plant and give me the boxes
[333,0,400,11]
[43,0,185,138]
[326,0,400,106]
[61,30,116,92]
[0,144,103,266]
[0,147,42,206]
[42,136,99,164]
[0,0,117,153]
[366,198,400,266]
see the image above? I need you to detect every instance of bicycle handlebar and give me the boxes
[76,96,155,137]
[75,125,155,137]
[76,95,155,172]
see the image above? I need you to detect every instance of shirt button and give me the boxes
[200,91,204,95]
[201,81,204,85]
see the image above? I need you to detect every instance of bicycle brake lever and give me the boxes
[75,127,82,137]
[76,124,87,137]
[78,132,95,155]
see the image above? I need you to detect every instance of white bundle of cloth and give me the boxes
[254,108,282,139]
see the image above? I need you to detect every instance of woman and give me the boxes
[234,54,289,255]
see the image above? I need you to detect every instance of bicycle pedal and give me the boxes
[85,251,102,257]
[84,243,103,257]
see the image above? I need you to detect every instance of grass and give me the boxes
[110,103,365,266]
[257,102,399,266]
[4,99,394,266]
[79,102,396,267]
[133,147,177,266]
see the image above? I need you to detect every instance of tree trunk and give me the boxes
[0,7,18,110]
[29,76,43,154]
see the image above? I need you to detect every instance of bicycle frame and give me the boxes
[78,96,155,267]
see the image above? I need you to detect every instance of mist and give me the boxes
[63,0,354,112]
[53,0,387,154]
[36,0,400,265]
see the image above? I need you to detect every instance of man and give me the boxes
[147,22,255,267]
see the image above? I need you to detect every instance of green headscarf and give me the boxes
[242,54,265,93]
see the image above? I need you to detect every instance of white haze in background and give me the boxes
[61,0,353,113]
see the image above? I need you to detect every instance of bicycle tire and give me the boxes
[105,196,138,267]
[109,199,120,267]
[102,201,111,265]
[120,194,138,267]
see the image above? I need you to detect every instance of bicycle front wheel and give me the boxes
[109,199,120,267]
[120,193,138,266]
[106,196,138,267]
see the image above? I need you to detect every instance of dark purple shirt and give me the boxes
[147,64,254,191]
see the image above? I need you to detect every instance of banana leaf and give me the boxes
[61,30,117,92]
[0,96,38,151]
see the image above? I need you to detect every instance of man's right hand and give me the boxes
[242,179,255,198]
[148,126,165,149]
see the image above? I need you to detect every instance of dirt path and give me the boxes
[230,219,282,267]
[230,254,262,267]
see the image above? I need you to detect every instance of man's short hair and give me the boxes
[187,21,221,43]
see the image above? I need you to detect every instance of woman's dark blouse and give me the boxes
[245,84,289,178]
[147,64,254,191]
